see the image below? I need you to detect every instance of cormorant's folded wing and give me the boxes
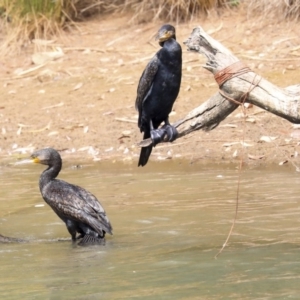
[135,54,159,113]
[43,181,113,235]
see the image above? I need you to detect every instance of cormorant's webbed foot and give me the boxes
[162,124,178,142]
[77,234,106,246]
[150,128,166,146]
[77,233,84,240]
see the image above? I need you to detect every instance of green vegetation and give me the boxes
[0,0,106,54]
[1,0,63,39]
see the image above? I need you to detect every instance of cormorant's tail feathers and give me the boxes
[89,215,113,236]
[78,234,105,246]
[138,131,152,167]
[138,146,153,167]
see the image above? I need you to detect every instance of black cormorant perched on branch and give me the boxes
[31,148,113,246]
[135,24,182,167]
[135,24,182,166]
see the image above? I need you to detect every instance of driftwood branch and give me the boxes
[139,26,300,147]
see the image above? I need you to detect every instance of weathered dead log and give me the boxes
[139,26,300,147]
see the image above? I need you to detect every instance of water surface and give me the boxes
[1,161,300,299]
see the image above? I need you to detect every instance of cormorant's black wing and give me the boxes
[42,180,113,235]
[135,54,159,114]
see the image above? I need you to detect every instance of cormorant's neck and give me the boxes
[39,162,61,188]
[159,38,182,61]
[159,36,176,47]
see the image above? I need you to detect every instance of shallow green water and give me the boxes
[1,161,300,299]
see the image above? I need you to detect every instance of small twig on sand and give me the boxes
[115,117,136,124]
[42,102,64,110]
[1,64,47,80]
[63,47,106,53]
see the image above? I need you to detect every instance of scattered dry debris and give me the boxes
[248,154,265,160]
[32,47,64,65]
[259,136,278,142]
[42,102,64,110]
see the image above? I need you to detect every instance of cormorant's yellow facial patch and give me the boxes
[157,30,174,43]
[32,157,41,163]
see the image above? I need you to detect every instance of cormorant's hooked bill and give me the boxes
[155,24,177,45]
[31,147,113,246]
[135,24,182,166]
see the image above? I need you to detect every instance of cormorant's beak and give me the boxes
[14,158,34,165]
[31,156,40,164]
[155,30,174,43]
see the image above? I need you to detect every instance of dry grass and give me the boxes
[0,0,61,54]
[0,0,231,55]
[0,0,117,55]
[120,0,231,23]
[1,0,300,56]
[246,0,300,21]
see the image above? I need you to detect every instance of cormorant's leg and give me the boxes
[65,220,77,242]
[162,118,178,142]
[76,228,85,240]
[149,119,166,146]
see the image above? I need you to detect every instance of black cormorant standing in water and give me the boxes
[135,24,182,167]
[31,148,113,245]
